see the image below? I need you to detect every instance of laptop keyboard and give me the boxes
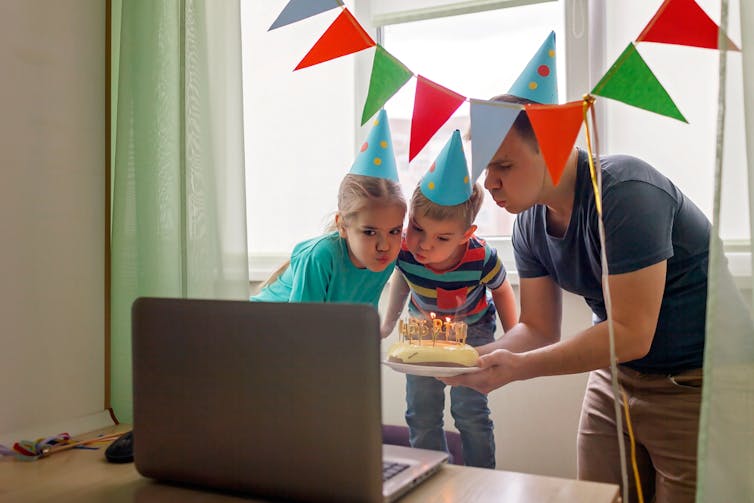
[382,461,410,481]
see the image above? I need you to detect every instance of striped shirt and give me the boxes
[397,235,507,325]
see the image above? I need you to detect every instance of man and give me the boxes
[444,94,716,503]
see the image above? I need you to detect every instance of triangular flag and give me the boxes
[409,76,466,162]
[636,0,739,51]
[294,8,375,71]
[525,101,586,185]
[268,0,344,31]
[469,99,521,183]
[592,43,687,123]
[361,46,413,125]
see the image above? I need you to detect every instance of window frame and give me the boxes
[248,0,752,285]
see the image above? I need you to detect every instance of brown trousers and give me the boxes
[578,367,703,503]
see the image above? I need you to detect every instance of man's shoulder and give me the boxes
[599,154,678,196]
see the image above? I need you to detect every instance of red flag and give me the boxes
[295,8,375,71]
[636,0,739,50]
[525,101,587,185]
[409,76,466,162]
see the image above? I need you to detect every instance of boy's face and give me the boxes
[405,213,474,270]
[338,202,405,272]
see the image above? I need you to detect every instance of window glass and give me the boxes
[382,4,564,237]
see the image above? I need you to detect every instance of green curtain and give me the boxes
[696,1,754,500]
[110,0,248,423]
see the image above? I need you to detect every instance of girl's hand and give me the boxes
[440,349,520,394]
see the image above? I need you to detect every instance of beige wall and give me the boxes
[0,0,106,441]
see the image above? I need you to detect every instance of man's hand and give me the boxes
[440,349,521,394]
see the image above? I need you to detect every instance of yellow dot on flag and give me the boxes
[373,118,380,126]
[374,157,382,166]
[528,81,538,90]
[464,176,469,184]
[549,49,555,58]
[428,181,435,190]
[380,140,387,149]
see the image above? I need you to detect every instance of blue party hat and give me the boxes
[420,130,472,206]
[350,109,399,182]
[508,31,558,104]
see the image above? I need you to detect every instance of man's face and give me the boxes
[483,128,544,214]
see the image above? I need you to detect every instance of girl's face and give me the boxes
[338,202,405,272]
[404,213,473,271]
[483,127,545,214]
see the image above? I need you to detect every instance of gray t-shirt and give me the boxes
[513,149,709,373]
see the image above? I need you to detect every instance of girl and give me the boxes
[251,110,406,308]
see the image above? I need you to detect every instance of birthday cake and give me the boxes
[386,317,479,367]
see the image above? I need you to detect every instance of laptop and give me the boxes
[131,297,448,502]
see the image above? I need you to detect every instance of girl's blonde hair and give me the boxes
[258,174,406,290]
[410,182,484,229]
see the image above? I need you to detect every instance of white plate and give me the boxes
[382,360,481,378]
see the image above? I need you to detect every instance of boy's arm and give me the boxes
[490,278,518,332]
[380,269,410,338]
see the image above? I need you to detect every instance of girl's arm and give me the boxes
[490,278,518,332]
[380,270,410,338]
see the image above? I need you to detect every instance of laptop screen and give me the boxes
[132,298,385,502]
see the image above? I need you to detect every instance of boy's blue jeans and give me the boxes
[404,310,496,469]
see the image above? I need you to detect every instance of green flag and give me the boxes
[361,45,413,125]
[592,42,687,123]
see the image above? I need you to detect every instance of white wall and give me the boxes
[0,0,109,443]
[602,1,748,240]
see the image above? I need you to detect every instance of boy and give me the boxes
[381,130,517,469]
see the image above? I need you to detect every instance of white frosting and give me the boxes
[387,340,479,367]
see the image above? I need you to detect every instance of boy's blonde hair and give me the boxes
[259,174,406,290]
[410,182,484,229]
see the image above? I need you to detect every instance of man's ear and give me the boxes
[335,214,347,238]
[461,224,477,242]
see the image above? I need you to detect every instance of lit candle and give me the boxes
[408,319,418,344]
[419,319,430,339]
[445,317,451,342]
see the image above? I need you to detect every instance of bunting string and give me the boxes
[268,0,738,182]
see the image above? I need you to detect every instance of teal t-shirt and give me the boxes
[251,232,394,308]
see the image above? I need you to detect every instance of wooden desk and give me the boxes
[0,425,620,502]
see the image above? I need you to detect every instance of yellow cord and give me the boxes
[582,95,602,215]
[623,391,645,503]
[583,95,643,503]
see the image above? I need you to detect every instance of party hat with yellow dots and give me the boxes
[420,130,472,206]
[349,109,399,182]
[508,31,558,104]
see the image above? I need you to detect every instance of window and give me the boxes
[242,1,568,280]
[242,1,750,282]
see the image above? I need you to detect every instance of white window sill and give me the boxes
[250,238,752,289]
